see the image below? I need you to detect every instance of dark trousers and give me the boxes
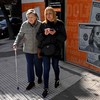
[43,56,59,89]
[25,53,42,82]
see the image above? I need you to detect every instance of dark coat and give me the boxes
[36,19,66,57]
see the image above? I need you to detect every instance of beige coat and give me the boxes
[14,20,41,54]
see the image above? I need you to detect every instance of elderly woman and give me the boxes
[36,6,66,98]
[13,9,43,90]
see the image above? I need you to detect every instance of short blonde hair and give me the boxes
[44,6,57,23]
[26,9,38,18]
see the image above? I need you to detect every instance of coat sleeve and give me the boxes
[55,21,66,42]
[36,24,46,42]
[13,23,25,46]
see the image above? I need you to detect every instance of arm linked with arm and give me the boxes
[36,24,46,42]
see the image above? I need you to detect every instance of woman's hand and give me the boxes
[44,28,50,35]
[44,28,56,35]
[37,48,42,58]
[13,44,17,50]
[49,29,56,35]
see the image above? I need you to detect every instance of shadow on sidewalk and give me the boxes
[0,43,6,46]
[51,78,100,100]
[0,50,23,58]
[60,66,82,76]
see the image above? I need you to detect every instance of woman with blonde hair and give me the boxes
[36,6,66,98]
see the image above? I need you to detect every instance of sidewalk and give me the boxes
[51,62,100,100]
[0,38,100,100]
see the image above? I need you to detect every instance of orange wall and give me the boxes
[22,2,45,21]
[66,0,100,72]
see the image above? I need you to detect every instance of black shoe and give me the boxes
[55,80,59,88]
[38,78,42,84]
[26,82,35,90]
[42,89,48,98]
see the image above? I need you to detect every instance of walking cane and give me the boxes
[14,49,19,90]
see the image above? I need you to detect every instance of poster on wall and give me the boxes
[66,0,100,72]
[78,23,100,53]
[87,52,100,67]
[90,1,100,23]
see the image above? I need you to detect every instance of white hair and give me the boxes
[26,9,38,18]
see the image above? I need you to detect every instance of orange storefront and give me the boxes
[21,0,100,73]
[66,0,100,73]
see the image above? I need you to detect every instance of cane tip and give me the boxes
[17,87,19,90]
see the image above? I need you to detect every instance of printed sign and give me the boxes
[90,1,100,23]
[78,23,100,54]
[87,52,100,67]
